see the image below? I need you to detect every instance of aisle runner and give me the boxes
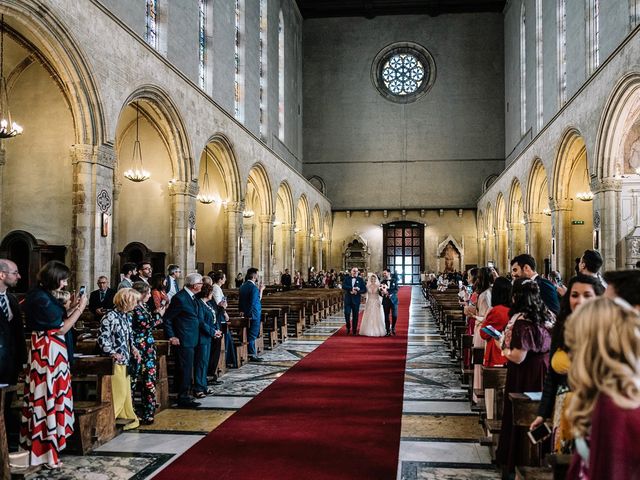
[155,287,412,480]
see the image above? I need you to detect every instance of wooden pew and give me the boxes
[509,393,545,471]
[0,386,11,480]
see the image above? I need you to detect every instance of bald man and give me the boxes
[0,259,26,385]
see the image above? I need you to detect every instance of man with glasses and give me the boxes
[88,276,115,321]
[164,272,205,408]
[135,262,153,284]
[0,259,26,386]
[166,264,182,301]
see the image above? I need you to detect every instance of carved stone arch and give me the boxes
[1,1,105,145]
[246,162,274,216]
[482,174,499,193]
[552,127,588,202]
[436,235,464,273]
[295,194,310,232]
[203,133,242,203]
[119,85,193,183]
[275,181,294,224]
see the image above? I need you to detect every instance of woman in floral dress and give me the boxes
[130,281,166,424]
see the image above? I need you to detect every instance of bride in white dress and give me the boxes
[359,274,387,337]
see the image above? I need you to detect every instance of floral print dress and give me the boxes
[129,304,162,422]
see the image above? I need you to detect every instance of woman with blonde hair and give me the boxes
[564,297,640,479]
[98,288,142,430]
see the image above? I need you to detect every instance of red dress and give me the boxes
[480,305,509,367]
[567,394,640,479]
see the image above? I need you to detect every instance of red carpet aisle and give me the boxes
[155,287,412,480]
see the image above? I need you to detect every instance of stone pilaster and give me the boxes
[281,223,295,273]
[225,201,244,279]
[0,146,6,235]
[315,237,324,271]
[496,228,508,274]
[592,177,621,271]
[550,199,572,275]
[524,212,542,259]
[168,179,198,274]
[70,143,115,289]
[259,214,274,282]
[296,231,311,279]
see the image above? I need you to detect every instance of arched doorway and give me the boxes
[273,182,294,283]
[295,195,310,279]
[508,179,526,260]
[526,160,552,273]
[243,164,273,279]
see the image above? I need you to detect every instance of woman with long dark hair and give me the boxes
[529,274,603,453]
[20,261,87,469]
[479,276,512,367]
[496,278,552,476]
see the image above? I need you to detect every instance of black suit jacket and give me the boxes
[164,289,204,348]
[88,288,116,316]
[0,293,27,384]
[534,275,560,316]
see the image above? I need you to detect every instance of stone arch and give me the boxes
[322,211,332,270]
[485,202,495,264]
[526,159,552,270]
[295,194,310,232]
[294,195,311,277]
[119,85,193,182]
[477,209,485,266]
[0,1,105,145]
[508,178,526,258]
[275,181,294,224]
[246,163,274,216]
[273,181,295,279]
[495,193,508,273]
[552,129,593,278]
[595,72,640,269]
[310,204,323,271]
[308,175,326,195]
[343,234,371,272]
[204,134,242,203]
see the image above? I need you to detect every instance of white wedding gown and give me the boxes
[359,283,387,337]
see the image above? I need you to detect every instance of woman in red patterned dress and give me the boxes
[20,261,87,469]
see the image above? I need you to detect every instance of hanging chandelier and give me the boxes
[123,101,150,182]
[197,147,216,204]
[0,15,22,139]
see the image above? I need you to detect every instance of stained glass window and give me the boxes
[278,10,284,140]
[372,43,435,104]
[381,53,424,95]
[198,0,206,89]
[234,0,243,119]
[145,0,158,49]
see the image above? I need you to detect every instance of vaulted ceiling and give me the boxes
[295,0,506,19]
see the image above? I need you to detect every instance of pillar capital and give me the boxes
[71,143,116,169]
[591,177,622,194]
[168,179,198,197]
[259,214,274,224]
[224,200,244,213]
[549,198,572,211]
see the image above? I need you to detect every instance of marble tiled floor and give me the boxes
[21,287,499,479]
[397,288,499,480]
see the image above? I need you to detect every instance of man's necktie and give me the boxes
[0,294,9,320]
[100,291,105,302]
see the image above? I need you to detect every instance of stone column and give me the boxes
[550,199,572,276]
[111,180,122,285]
[496,228,508,274]
[259,214,274,282]
[0,146,5,234]
[71,144,115,289]
[168,179,198,274]
[225,201,244,278]
[281,223,295,272]
[297,231,311,279]
[524,212,542,259]
[315,237,324,271]
[592,177,621,271]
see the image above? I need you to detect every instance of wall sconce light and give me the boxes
[542,208,552,216]
[576,191,594,202]
[242,209,255,218]
[294,227,300,233]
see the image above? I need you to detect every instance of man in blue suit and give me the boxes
[164,272,204,408]
[239,267,265,362]
[342,267,366,335]
[380,269,400,336]
[510,254,560,316]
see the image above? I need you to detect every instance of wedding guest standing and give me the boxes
[98,288,141,430]
[118,262,137,290]
[194,283,221,398]
[150,273,169,311]
[479,276,512,367]
[280,268,292,291]
[529,275,603,454]
[565,297,640,479]
[342,267,366,335]
[497,279,552,476]
[510,254,560,315]
[211,271,234,373]
[166,264,182,300]
[88,276,115,321]
[0,259,26,386]
[164,273,204,407]
[235,273,243,288]
[130,281,166,424]
[239,268,265,361]
[20,260,87,469]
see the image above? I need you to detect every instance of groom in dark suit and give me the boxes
[342,267,366,335]
[380,269,399,336]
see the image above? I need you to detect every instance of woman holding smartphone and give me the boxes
[529,275,603,453]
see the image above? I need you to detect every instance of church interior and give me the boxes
[1,0,640,479]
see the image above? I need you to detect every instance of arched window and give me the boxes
[278,10,285,141]
[234,0,244,121]
[587,0,600,74]
[557,0,567,106]
[259,0,268,140]
[632,0,640,29]
[198,0,207,90]
[520,2,527,136]
[145,0,158,49]
[535,0,543,131]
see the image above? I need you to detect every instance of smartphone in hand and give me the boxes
[78,285,86,296]
[527,422,551,444]
[481,325,503,340]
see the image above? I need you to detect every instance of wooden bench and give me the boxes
[0,386,12,480]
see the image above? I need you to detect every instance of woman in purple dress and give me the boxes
[496,278,552,476]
